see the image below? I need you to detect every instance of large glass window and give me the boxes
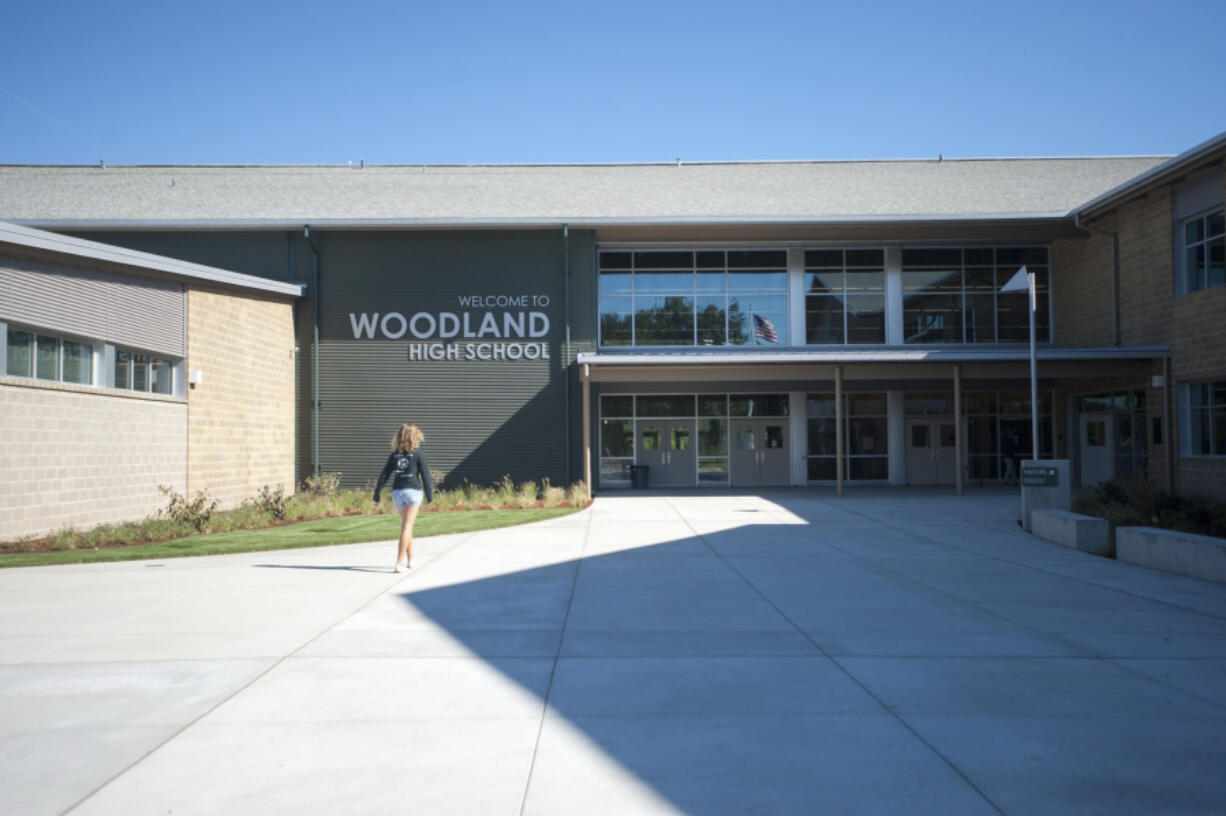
[965,390,1055,479]
[1182,382,1226,456]
[1177,210,1226,295]
[114,348,175,394]
[804,249,885,344]
[902,247,1050,343]
[806,392,889,481]
[4,327,93,386]
[598,249,788,347]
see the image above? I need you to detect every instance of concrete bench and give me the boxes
[1116,527,1226,584]
[1030,509,1110,556]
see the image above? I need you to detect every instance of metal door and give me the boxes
[760,422,789,485]
[933,422,957,484]
[907,420,935,484]
[1080,414,1113,487]
[666,421,696,487]
[732,420,788,486]
[731,422,760,485]
[637,422,667,486]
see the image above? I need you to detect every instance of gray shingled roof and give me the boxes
[0,157,1167,228]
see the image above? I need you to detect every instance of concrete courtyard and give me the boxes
[2,488,1225,815]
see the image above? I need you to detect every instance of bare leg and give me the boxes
[396,504,421,567]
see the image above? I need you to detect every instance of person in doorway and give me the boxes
[1002,433,1018,485]
[373,423,434,572]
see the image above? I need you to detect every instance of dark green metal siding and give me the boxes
[314,230,569,489]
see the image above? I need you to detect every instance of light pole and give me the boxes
[1001,266,1039,463]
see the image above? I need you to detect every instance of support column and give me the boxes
[954,364,963,496]
[789,391,808,486]
[835,365,844,497]
[581,364,591,491]
[887,391,906,485]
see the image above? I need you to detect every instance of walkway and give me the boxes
[2,488,1225,814]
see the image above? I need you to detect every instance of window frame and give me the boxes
[1175,207,1226,296]
[1179,381,1226,457]
[3,322,94,386]
[597,247,790,349]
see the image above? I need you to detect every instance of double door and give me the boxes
[731,420,789,486]
[636,421,696,487]
[907,419,958,485]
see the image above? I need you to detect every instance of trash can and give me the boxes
[629,465,649,489]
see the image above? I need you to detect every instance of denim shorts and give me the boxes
[391,488,424,511]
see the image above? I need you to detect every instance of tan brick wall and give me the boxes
[1053,226,1115,346]
[186,288,296,507]
[0,379,186,541]
[1059,174,1226,500]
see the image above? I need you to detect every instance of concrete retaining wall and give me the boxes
[1116,526,1226,584]
[1031,509,1110,555]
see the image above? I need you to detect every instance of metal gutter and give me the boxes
[0,220,304,297]
[577,346,1170,366]
[9,212,1076,232]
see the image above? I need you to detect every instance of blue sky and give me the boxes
[2,0,1223,165]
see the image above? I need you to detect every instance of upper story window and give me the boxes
[804,249,885,344]
[1177,210,1225,295]
[598,249,789,347]
[902,247,1050,344]
[5,326,93,385]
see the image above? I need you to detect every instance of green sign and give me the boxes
[1021,465,1058,487]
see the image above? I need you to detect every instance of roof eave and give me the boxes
[0,221,305,298]
[1073,130,1226,218]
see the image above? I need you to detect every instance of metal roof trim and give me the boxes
[1072,130,1226,217]
[0,221,304,297]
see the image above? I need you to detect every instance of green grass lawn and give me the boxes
[0,507,580,569]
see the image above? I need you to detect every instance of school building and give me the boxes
[1,130,1223,540]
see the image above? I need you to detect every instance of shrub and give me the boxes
[565,481,590,506]
[253,484,290,520]
[1076,478,1226,540]
[462,482,494,508]
[515,480,539,508]
[158,485,219,532]
[541,477,566,508]
[492,474,517,507]
[432,487,463,510]
[301,471,343,497]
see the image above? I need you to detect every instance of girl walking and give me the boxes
[373,423,434,572]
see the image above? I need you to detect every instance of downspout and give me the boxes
[1074,212,1121,346]
[563,224,571,484]
[304,225,321,477]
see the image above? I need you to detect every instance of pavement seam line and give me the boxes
[516,502,594,816]
[667,494,1008,816]
[815,509,1226,715]
[58,530,481,816]
[838,501,1226,624]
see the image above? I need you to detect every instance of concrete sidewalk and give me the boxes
[2,488,1225,815]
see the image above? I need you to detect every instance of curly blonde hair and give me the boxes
[392,423,424,453]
